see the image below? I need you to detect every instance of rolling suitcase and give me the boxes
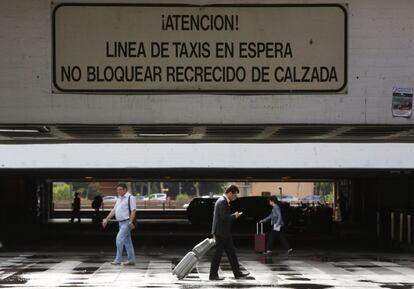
[192,238,215,257]
[172,238,215,279]
[172,251,198,279]
[255,222,266,253]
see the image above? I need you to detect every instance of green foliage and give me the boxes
[314,182,333,196]
[176,193,189,201]
[323,193,334,203]
[85,183,101,200]
[151,182,160,194]
[205,182,227,195]
[313,182,334,204]
[131,182,145,195]
[71,182,87,197]
[53,183,73,201]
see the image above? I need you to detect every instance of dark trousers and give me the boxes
[210,235,241,278]
[71,209,81,222]
[267,229,290,251]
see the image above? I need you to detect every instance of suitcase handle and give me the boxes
[256,222,263,234]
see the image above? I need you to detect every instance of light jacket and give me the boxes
[261,204,284,227]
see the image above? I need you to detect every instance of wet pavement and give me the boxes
[1,249,414,288]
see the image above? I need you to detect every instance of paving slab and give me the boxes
[1,249,414,288]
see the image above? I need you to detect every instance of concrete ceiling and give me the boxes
[0,124,414,143]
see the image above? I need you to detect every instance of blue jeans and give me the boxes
[114,220,136,263]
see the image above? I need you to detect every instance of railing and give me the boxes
[377,210,412,247]
[53,199,190,211]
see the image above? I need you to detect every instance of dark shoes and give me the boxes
[263,249,293,256]
[209,276,225,281]
[210,272,249,280]
[234,272,250,279]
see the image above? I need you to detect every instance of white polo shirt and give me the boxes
[115,192,136,221]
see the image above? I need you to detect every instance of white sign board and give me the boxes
[52,4,347,93]
[392,87,413,118]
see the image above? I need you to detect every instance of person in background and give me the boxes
[260,195,293,255]
[70,192,81,223]
[91,195,103,224]
[102,183,136,265]
[209,184,250,281]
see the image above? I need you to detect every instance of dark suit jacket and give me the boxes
[211,196,236,238]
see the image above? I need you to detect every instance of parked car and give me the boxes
[135,195,148,201]
[148,193,167,201]
[280,195,299,203]
[300,195,321,204]
[230,196,272,225]
[102,195,117,203]
[186,196,272,226]
[102,196,117,208]
[186,197,218,225]
[201,195,222,198]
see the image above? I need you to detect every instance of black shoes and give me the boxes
[234,272,250,279]
[209,276,225,281]
[263,249,293,256]
[209,272,250,280]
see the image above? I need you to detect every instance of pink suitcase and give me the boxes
[255,222,266,252]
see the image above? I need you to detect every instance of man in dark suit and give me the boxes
[209,185,250,281]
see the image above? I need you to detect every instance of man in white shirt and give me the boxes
[102,183,136,265]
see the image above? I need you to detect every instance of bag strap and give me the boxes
[128,195,131,217]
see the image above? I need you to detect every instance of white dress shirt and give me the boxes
[115,192,136,221]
